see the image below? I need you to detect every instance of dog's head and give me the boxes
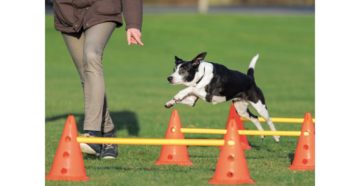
[167,52,207,85]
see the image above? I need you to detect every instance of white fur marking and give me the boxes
[249,100,280,142]
[249,54,259,69]
[179,95,198,106]
[194,62,213,88]
[250,101,269,119]
[174,87,195,101]
[211,96,226,104]
[170,64,183,84]
[233,101,264,134]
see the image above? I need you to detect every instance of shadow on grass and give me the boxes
[83,154,100,160]
[288,153,295,163]
[46,110,140,136]
[247,141,264,150]
[85,165,192,173]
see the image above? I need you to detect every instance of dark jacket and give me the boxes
[53,0,142,34]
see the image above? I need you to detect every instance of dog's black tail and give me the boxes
[247,54,259,82]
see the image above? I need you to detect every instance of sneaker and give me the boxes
[101,144,118,159]
[80,131,102,157]
[100,129,118,159]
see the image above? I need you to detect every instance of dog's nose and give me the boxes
[167,76,173,82]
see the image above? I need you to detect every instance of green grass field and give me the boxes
[45,13,314,186]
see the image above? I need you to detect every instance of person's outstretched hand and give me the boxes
[127,28,144,46]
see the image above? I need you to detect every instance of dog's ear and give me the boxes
[192,52,207,66]
[175,56,183,65]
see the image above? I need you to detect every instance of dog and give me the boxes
[165,52,280,142]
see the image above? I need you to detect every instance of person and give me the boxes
[53,0,143,159]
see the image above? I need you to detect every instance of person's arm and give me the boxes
[122,0,143,46]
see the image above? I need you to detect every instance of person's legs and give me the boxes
[63,31,115,134]
[61,22,118,158]
[82,22,116,134]
[82,22,118,159]
[62,32,104,156]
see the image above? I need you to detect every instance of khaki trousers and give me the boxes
[62,22,116,133]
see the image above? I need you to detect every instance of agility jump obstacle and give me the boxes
[46,104,315,184]
[76,129,304,146]
[77,128,306,146]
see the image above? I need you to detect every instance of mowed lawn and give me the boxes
[45,13,314,186]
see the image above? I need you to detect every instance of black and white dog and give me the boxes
[165,52,280,142]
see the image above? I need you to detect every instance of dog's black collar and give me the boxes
[195,68,205,84]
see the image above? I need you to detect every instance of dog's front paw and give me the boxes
[164,104,174,109]
[164,100,176,109]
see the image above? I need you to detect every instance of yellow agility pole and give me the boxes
[180,128,302,136]
[77,137,228,146]
[241,117,315,124]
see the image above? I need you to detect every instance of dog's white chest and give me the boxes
[211,96,227,104]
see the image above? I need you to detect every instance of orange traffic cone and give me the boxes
[46,115,88,181]
[155,110,192,166]
[289,112,315,171]
[226,103,251,150]
[209,119,255,184]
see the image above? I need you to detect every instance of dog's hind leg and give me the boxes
[250,101,280,142]
[233,101,265,139]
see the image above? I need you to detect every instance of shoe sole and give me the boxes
[80,143,97,155]
[102,156,116,160]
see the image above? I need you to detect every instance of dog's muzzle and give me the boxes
[167,76,173,83]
